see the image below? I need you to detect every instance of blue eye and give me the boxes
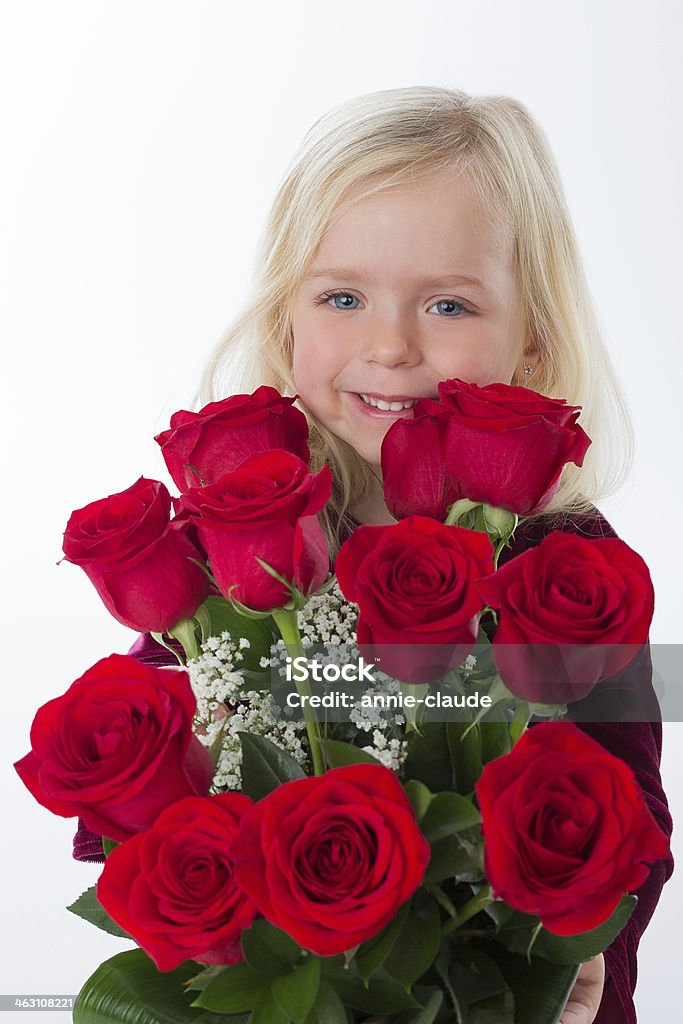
[315,290,471,317]
[428,299,468,317]
[316,291,361,310]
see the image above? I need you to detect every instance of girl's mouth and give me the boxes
[347,392,419,418]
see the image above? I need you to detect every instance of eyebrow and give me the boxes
[303,267,489,290]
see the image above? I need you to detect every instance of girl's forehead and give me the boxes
[309,176,514,284]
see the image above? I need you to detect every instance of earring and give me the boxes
[523,364,534,376]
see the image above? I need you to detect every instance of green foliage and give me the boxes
[446,722,483,797]
[192,962,265,1013]
[322,963,420,1015]
[241,919,302,974]
[67,886,131,940]
[383,893,442,991]
[303,982,348,1024]
[356,903,411,984]
[404,780,433,823]
[238,733,306,800]
[72,949,230,1024]
[271,956,320,1022]
[403,724,454,792]
[318,738,382,769]
[494,895,637,966]
[494,947,580,1024]
[426,833,485,884]
[420,792,482,843]
[478,720,512,764]
[200,596,274,675]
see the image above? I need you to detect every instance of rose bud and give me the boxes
[155,385,311,492]
[14,654,213,842]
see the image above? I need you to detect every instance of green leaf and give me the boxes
[241,919,303,975]
[449,945,508,1005]
[326,965,420,1014]
[192,961,266,1013]
[102,837,119,857]
[67,886,131,939]
[469,990,515,1024]
[446,722,483,796]
[493,946,580,1024]
[404,724,454,792]
[479,720,512,763]
[183,966,228,993]
[435,944,515,1024]
[420,792,481,843]
[272,956,320,1023]
[318,738,382,768]
[238,733,306,800]
[303,981,347,1024]
[384,893,441,990]
[251,989,289,1024]
[426,833,484,883]
[401,989,444,1023]
[72,949,230,1024]
[509,701,532,745]
[496,895,637,966]
[483,900,515,929]
[404,779,433,823]
[356,902,411,984]
[200,595,274,674]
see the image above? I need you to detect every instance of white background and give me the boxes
[1,1,680,1020]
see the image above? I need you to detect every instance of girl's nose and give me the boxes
[358,319,421,368]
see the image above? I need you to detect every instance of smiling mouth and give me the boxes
[357,393,419,411]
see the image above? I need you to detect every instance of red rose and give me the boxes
[475,721,670,934]
[62,477,209,633]
[97,794,257,971]
[381,401,460,521]
[478,531,655,704]
[335,516,494,683]
[14,654,213,842]
[231,765,430,956]
[155,386,310,492]
[178,450,332,611]
[382,379,591,519]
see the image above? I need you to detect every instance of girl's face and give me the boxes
[290,173,526,468]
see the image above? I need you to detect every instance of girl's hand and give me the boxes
[560,954,605,1023]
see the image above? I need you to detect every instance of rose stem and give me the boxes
[441,886,493,937]
[272,608,326,776]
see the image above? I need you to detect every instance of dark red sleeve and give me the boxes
[503,508,674,1024]
[72,632,182,863]
[577,717,673,1024]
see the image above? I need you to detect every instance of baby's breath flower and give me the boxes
[188,582,409,785]
[188,631,309,792]
[361,729,408,773]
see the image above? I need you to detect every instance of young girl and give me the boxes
[77,86,673,1023]
[198,85,673,1024]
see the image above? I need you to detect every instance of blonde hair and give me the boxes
[197,86,633,557]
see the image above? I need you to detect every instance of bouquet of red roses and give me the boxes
[15,381,669,1024]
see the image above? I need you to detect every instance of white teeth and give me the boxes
[359,393,417,411]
